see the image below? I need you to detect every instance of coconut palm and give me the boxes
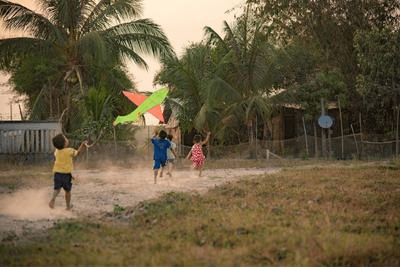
[156,44,218,133]
[202,4,276,144]
[156,4,277,146]
[0,0,173,125]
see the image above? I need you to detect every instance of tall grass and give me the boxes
[1,161,399,266]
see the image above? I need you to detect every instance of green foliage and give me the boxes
[113,203,125,214]
[297,67,347,118]
[68,86,116,140]
[249,0,400,132]
[55,221,100,232]
[157,44,213,133]
[355,28,400,132]
[132,192,194,226]
[0,0,173,134]
[157,5,276,143]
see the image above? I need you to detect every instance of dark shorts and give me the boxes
[54,172,72,192]
[153,158,167,169]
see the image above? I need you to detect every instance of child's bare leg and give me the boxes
[199,166,203,177]
[49,189,60,208]
[154,170,158,184]
[168,163,173,177]
[160,167,164,178]
[65,191,73,210]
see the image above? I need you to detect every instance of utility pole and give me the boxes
[321,98,326,158]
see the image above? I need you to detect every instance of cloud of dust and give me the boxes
[71,157,157,187]
[76,154,154,171]
[0,188,74,220]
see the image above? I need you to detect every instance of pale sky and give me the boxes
[0,0,243,119]
[129,0,242,91]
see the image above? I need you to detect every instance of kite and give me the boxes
[122,91,164,122]
[113,87,168,126]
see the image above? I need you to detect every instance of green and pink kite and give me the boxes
[113,87,168,126]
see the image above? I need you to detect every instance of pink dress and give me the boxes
[190,143,205,167]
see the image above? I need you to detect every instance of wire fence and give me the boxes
[72,133,399,163]
[2,130,399,164]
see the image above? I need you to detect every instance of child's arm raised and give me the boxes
[76,141,88,156]
[201,132,211,145]
[152,128,159,138]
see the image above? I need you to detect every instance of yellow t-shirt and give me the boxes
[53,148,77,173]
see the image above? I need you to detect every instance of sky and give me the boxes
[128,0,242,91]
[0,0,243,120]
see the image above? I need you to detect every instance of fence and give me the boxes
[1,128,398,164]
[0,121,61,161]
[200,134,399,160]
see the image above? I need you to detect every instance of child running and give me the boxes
[166,134,177,177]
[186,132,211,177]
[49,134,87,210]
[151,129,171,184]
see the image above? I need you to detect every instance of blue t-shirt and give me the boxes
[151,138,171,161]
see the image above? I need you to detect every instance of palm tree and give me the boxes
[156,44,217,133]
[0,0,173,127]
[203,4,276,145]
[156,3,277,148]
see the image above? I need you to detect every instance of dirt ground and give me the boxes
[0,164,279,243]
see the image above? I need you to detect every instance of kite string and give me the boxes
[86,129,103,148]
[58,108,68,135]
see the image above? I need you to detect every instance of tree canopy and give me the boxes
[0,0,173,136]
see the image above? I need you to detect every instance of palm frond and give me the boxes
[0,1,63,41]
[244,96,273,122]
[28,85,46,120]
[77,31,108,64]
[194,103,221,132]
[36,0,80,35]
[203,25,227,50]
[158,58,200,95]
[222,20,241,57]
[81,0,143,33]
[207,77,241,105]
[104,19,173,58]
[113,44,148,69]
[222,102,245,127]
[0,37,54,68]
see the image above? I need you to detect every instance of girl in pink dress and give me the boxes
[186,132,211,177]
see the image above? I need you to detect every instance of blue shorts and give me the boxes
[153,158,167,170]
[54,172,72,192]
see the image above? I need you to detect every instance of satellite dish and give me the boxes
[318,115,333,128]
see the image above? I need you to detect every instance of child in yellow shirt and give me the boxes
[49,134,87,210]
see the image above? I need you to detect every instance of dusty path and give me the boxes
[0,167,279,242]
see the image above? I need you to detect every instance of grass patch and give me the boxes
[113,203,125,214]
[1,162,400,266]
[0,167,52,190]
[208,176,223,180]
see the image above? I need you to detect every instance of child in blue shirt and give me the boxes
[151,130,170,184]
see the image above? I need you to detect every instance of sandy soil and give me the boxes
[0,166,279,243]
